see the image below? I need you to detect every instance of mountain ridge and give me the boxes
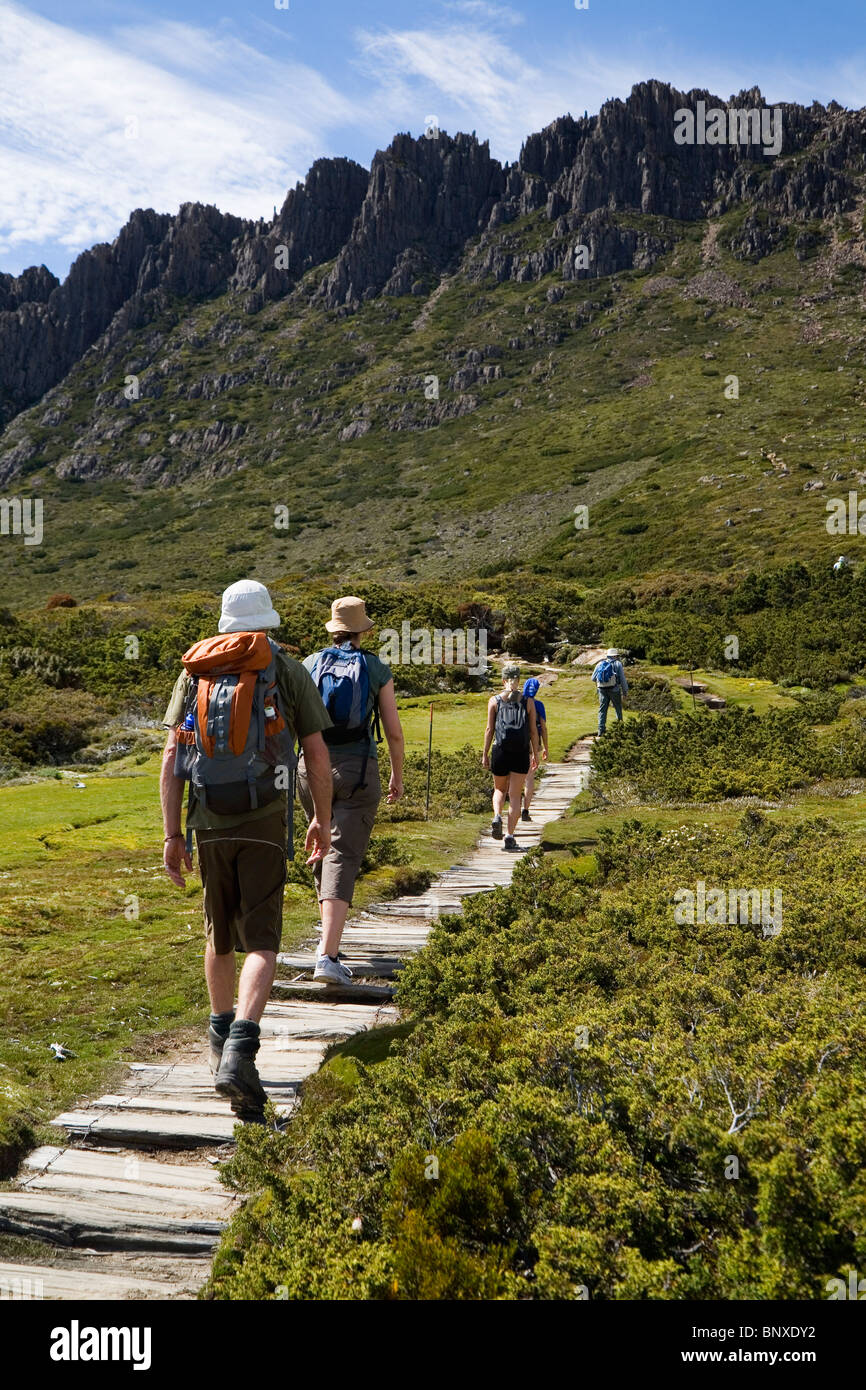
[2,79,861,433]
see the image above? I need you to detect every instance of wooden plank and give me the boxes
[278,953,403,978]
[22,1147,229,1194]
[50,1109,241,1148]
[0,1193,225,1252]
[270,979,394,1003]
[0,1260,197,1301]
[90,1094,242,1119]
[22,1175,235,1218]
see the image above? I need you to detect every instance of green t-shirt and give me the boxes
[163,647,332,831]
[302,646,392,760]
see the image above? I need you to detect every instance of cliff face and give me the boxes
[0,205,248,428]
[319,132,506,308]
[232,156,369,310]
[1,80,864,438]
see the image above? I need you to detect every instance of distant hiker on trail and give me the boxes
[592,647,628,735]
[483,662,540,852]
[160,580,333,1125]
[300,596,405,986]
[520,676,548,822]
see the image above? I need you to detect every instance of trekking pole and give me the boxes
[425,702,433,819]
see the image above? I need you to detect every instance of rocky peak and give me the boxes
[320,131,506,307]
[232,156,368,308]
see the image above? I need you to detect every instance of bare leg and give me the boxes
[523,767,537,811]
[205,943,236,1014]
[493,775,508,818]
[507,774,526,835]
[321,898,351,958]
[235,949,277,1024]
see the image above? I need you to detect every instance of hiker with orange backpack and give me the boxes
[160,580,333,1124]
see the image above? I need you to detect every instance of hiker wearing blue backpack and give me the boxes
[160,580,333,1125]
[520,676,549,822]
[299,596,405,985]
[592,647,629,734]
[482,662,540,851]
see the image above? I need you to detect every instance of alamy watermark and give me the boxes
[379,622,487,676]
[826,491,866,535]
[0,496,43,546]
[826,1270,866,1300]
[674,881,782,936]
[674,101,783,157]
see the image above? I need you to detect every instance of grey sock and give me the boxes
[209,1011,235,1037]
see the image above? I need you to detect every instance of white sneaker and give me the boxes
[313,953,354,985]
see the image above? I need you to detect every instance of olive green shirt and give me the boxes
[163,647,331,831]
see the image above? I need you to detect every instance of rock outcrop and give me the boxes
[0,204,248,429]
[232,157,368,308]
[319,132,506,308]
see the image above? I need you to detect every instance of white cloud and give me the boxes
[0,1,358,268]
[354,23,645,158]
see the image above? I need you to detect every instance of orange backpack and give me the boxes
[173,633,296,844]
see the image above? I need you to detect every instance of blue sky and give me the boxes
[1,0,865,280]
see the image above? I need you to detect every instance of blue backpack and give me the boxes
[596,658,618,688]
[310,645,381,791]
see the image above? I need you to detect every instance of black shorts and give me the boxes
[491,743,530,777]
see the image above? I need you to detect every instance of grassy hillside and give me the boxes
[2,203,865,608]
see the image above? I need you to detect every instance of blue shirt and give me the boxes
[533,697,547,727]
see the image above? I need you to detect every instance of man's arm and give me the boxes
[377,680,404,802]
[618,662,629,696]
[160,729,192,887]
[298,731,332,863]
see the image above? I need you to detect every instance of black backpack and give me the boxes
[495,694,529,751]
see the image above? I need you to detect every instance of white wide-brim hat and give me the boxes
[218,579,281,633]
[605,648,620,657]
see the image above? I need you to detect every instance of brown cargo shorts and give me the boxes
[297,752,381,905]
[196,808,287,954]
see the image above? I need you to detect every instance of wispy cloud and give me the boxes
[0,1,358,268]
[355,23,645,156]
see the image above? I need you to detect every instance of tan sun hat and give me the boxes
[324,595,375,634]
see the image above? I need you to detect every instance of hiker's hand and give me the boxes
[164,835,192,887]
[387,775,403,803]
[530,753,538,771]
[542,748,549,762]
[481,752,490,770]
[305,817,330,864]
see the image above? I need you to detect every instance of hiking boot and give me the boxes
[314,954,354,986]
[230,1099,267,1127]
[208,1011,235,1075]
[491,816,503,840]
[214,1022,267,1113]
[520,808,532,823]
[503,835,521,852]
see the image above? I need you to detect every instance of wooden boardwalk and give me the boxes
[0,746,591,1300]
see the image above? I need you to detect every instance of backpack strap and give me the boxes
[348,652,375,797]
